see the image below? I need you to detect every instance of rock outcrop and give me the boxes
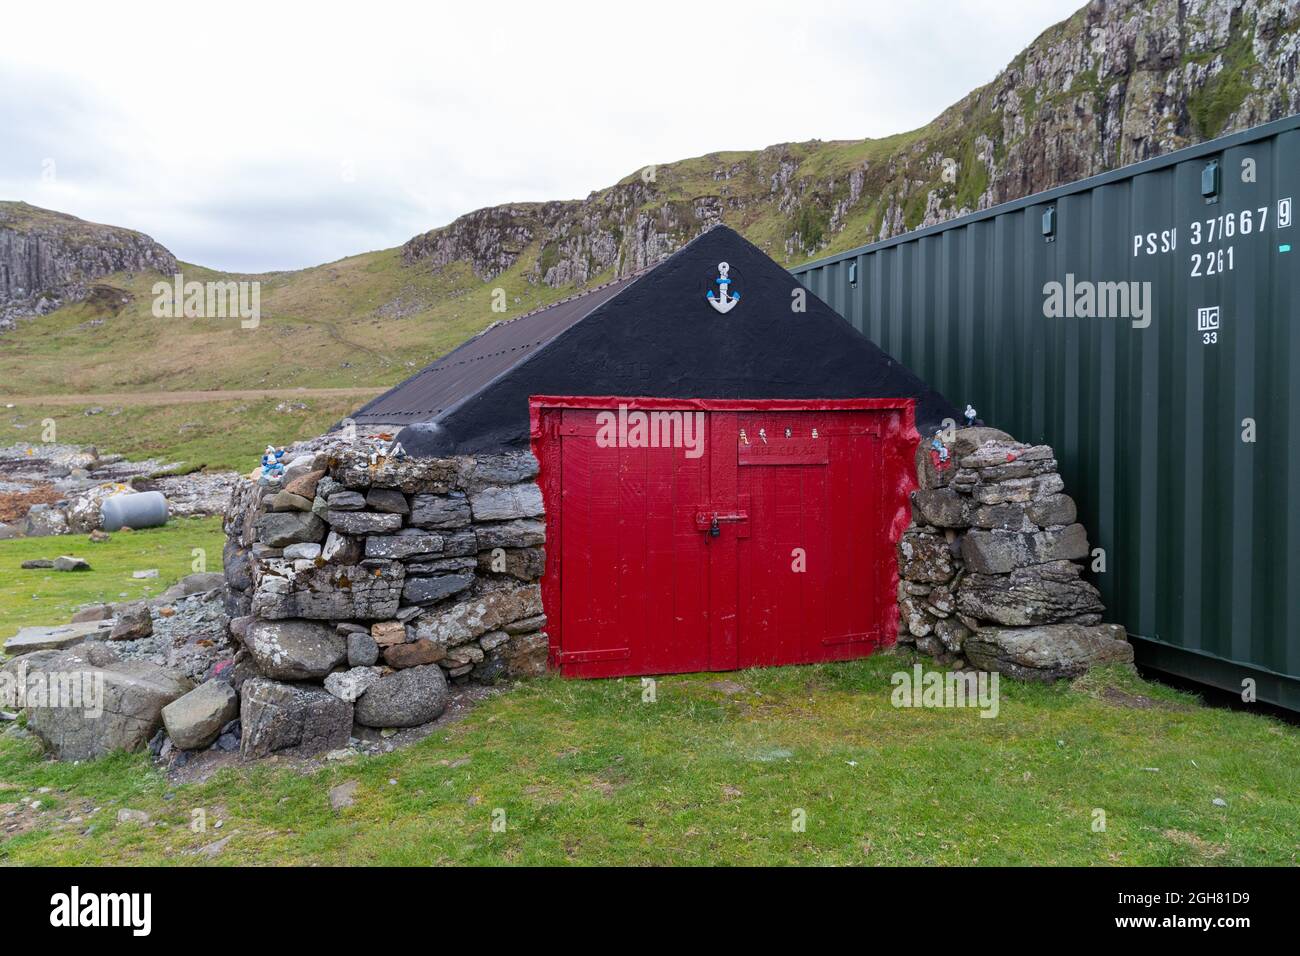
[0,202,176,331]
[399,1,1300,283]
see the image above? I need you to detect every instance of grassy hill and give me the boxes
[1,0,1296,472]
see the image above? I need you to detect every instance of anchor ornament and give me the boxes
[706,261,741,314]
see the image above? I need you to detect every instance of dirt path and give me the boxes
[0,387,387,407]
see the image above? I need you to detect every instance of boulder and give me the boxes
[440,529,479,557]
[1027,494,1077,528]
[325,490,367,511]
[383,638,446,668]
[333,452,458,494]
[371,620,406,646]
[52,555,91,572]
[477,547,546,581]
[161,679,239,750]
[457,452,539,491]
[321,531,361,564]
[956,560,1105,626]
[158,571,226,601]
[935,617,970,654]
[3,621,112,656]
[347,631,380,666]
[354,664,449,728]
[402,572,475,606]
[71,604,114,623]
[21,559,54,569]
[406,556,477,575]
[364,531,444,560]
[282,469,325,499]
[281,454,322,486]
[414,585,543,647]
[325,510,403,535]
[897,531,955,583]
[503,614,547,635]
[498,632,549,678]
[109,602,153,641]
[469,484,545,521]
[443,643,484,667]
[323,666,384,703]
[23,649,193,761]
[971,474,1064,505]
[256,511,326,548]
[0,522,18,540]
[912,489,969,529]
[244,619,347,680]
[899,595,935,637]
[365,488,409,515]
[949,427,1015,459]
[474,519,545,550]
[223,540,253,591]
[409,492,471,529]
[24,504,69,537]
[270,491,314,513]
[240,677,352,759]
[964,624,1133,681]
[961,524,1089,574]
[283,542,322,561]
[251,562,404,620]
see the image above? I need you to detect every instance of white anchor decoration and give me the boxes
[706,261,741,314]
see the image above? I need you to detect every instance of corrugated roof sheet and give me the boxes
[350,272,642,427]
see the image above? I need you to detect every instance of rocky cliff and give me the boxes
[0,201,177,331]
[403,0,1300,286]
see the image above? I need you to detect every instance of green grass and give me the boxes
[0,517,225,641]
[1,655,1295,865]
[3,398,363,474]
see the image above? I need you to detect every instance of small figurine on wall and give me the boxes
[260,445,286,484]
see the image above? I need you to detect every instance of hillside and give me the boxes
[0,202,176,331]
[1,0,1297,470]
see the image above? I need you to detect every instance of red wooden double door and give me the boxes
[532,398,916,679]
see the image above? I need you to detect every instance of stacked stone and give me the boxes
[222,442,549,759]
[897,426,1133,681]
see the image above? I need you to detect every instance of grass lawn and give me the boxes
[2,518,1295,866]
[2,399,361,474]
[0,517,226,641]
[1,655,1296,866]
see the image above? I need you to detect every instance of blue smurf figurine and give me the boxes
[261,444,286,482]
[930,430,949,464]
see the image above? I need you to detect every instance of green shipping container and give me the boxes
[793,115,1300,710]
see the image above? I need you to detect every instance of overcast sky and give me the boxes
[1,0,1083,272]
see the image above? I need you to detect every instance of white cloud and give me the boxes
[0,0,1083,271]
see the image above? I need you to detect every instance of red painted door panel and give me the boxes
[539,401,912,678]
[556,409,710,678]
[735,411,887,667]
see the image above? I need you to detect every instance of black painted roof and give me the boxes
[351,273,641,429]
[345,225,958,455]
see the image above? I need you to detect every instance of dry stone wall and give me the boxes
[223,441,549,760]
[898,427,1134,681]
